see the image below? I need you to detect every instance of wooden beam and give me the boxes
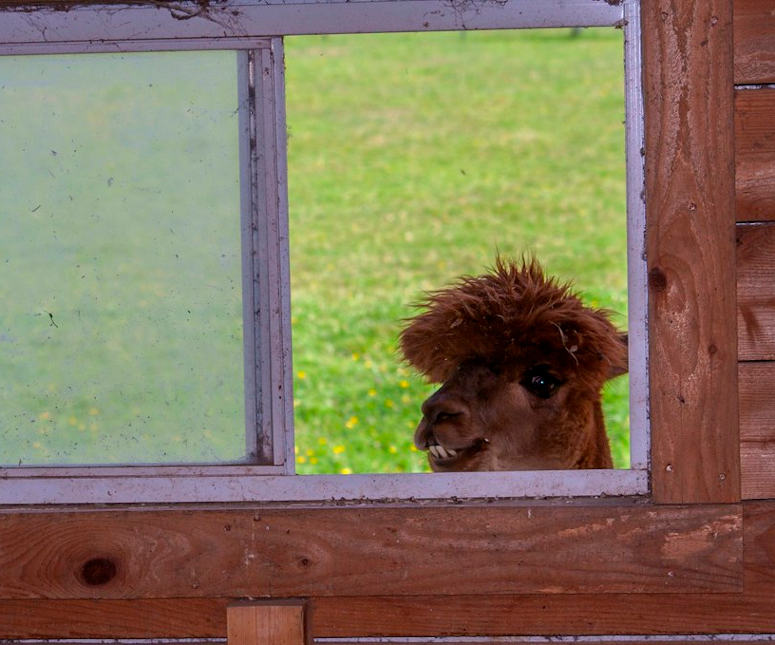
[642,0,740,503]
[737,223,775,359]
[734,0,775,84]
[228,602,306,645]
[3,501,775,639]
[0,504,743,599]
[735,87,775,222]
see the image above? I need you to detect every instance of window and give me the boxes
[0,0,647,504]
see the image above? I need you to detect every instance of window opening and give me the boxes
[286,29,631,475]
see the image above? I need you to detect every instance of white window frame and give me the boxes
[0,0,648,504]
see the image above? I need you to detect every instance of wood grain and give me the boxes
[642,0,740,503]
[737,223,775,359]
[734,0,775,84]
[0,504,743,600]
[735,87,775,222]
[1,501,773,639]
[739,362,775,500]
[228,603,305,645]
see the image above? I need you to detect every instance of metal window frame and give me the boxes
[0,0,648,505]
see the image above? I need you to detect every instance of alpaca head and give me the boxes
[399,258,627,472]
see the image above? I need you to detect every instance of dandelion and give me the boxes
[306,448,315,456]
[340,467,352,475]
[68,416,77,426]
[33,441,42,449]
[310,457,319,464]
[389,445,398,454]
[38,411,51,421]
[297,455,307,464]
[345,416,358,429]
[333,444,346,454]
[399,380,410,389]
[401,394,411,404]
[294,445,299,454]
[410,444,419,452]
[368,388,377,397]
[352,353,360,361]
[89,407,99,416]
[297,370,307,380]
[384,399,394,408]
[317,437,328,446]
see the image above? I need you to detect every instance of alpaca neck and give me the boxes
[574,399,613,469]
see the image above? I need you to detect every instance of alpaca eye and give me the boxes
[521,369,561,399]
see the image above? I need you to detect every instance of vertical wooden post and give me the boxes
[642,0,740,503]
[228,601,306,645]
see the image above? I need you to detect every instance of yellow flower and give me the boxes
[399,380,410,389]
[310,457,319,464]
[297,455,307,464]
[38,411,51,421]
[340,467,352,475]
[68,416,77,426]
[333,444,346,454]
[389,445,398,454]
[297,370,307,380]
[89,407,99,416]
[351,353,360,361]
[345,416,358,429]
[384,399,394,408]
[368,388,377,397]
[317,437,328,446]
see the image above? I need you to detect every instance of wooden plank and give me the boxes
[737,223,775,359]
[0,504,743,599]
[739,362,775,499]
[642,0,740,503]
[228,602,305,645]
[734,0,775,84]
[3,500,775,638]
[735,88,775,222]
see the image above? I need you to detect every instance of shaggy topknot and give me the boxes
[399,257,626,384]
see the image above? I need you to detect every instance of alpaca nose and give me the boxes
[421,392,467,425]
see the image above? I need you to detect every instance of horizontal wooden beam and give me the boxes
[737,222,775,360]
[2,501,774,639]
[735,88,775,222]
[739,362,775,500]
[0,503,743,600]
[734,0,775,84]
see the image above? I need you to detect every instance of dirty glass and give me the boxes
[0,50,247,465]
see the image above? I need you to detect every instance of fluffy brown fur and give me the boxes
[399,258,627,472]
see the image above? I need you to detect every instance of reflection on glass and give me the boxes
[0,51,246,465]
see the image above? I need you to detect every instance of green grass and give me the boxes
[0,29,630,471]
[285,29,630,473]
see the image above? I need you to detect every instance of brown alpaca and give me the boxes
[399,258,628,472]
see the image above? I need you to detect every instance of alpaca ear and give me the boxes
[606,332,629,379]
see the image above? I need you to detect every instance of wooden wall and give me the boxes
[735,0,775,500]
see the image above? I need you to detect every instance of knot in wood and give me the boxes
[648,267,668,293]
[80,557,117,586]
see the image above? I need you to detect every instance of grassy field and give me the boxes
[0,29,629,471]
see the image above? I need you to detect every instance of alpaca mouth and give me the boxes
[426,438,487,466]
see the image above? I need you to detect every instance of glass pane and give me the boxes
[286,30,628,474]
[0,51,246,465]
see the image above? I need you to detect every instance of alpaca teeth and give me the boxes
[428,444,457,460]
